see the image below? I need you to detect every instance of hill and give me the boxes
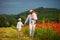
[0,7,60,27]
[17,7,60,23]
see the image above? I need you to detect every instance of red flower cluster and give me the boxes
[36,22,60,34]
[22,22,60,34]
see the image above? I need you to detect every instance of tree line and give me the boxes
[0,7,60,27]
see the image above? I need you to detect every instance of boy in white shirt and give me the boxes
[17,18,23,37]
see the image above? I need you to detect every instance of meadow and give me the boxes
[0,7,60,40]
[0,22,60,40]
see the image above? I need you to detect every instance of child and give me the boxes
[16,18,23,37]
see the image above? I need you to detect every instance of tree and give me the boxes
[0,15,9,27]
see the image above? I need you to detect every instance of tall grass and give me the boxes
[0,26,60,40]
[35,27,60,40]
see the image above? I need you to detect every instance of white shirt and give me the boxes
[31,13,37,24]
[32,13,37,20]
[17,22,23,28]
[25,13,37,24]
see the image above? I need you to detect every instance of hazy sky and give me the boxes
[0,0,60,14]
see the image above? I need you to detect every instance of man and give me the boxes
[24,10,38,37]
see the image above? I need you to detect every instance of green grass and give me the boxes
[0,27,60,40]
[35,27,60,40]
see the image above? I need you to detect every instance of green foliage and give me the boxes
[0,15,9,27]
[0,7,60,27]
[0,27,60,40]
[35,27,60,40]
[22,28,29,36]
[18,7,60,23]
[0,14,17,27]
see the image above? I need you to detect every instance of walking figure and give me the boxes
[24,10,38,37]
[16,18,23,37]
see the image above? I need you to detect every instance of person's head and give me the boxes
[29,9,37,14]
[18,18,21,22]
[29,9,33,14]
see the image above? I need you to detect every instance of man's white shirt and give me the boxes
[32,13,37,20]
[25,13,37,24]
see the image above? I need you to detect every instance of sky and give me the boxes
[0,0,60,14]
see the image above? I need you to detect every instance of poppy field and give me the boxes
[0,22,60,40]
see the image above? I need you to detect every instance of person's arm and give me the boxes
[34,14,38,23]
[21,22,24,26]
[16,22,19,29]
[24,15,29,24]
[35,14,37,20]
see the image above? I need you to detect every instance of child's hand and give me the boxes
[24,23,26,25]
